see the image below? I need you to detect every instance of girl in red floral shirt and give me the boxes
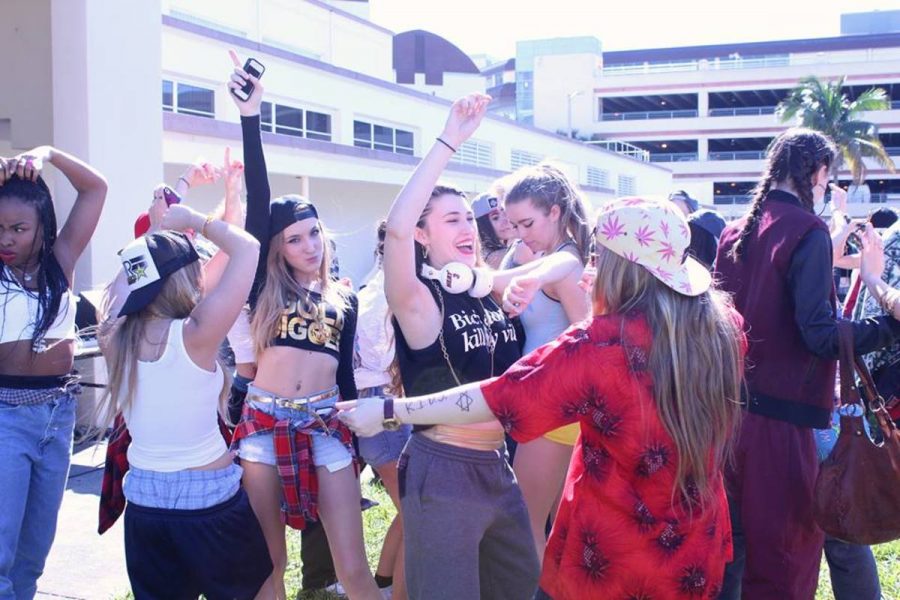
[340,197,745,599]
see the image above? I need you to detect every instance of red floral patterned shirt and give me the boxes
[482,313,734,600]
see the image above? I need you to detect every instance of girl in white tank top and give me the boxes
[96,205,275,598]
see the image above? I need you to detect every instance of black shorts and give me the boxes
[124,488,272,600]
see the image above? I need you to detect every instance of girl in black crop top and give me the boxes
[227,53,380,600]
[379,94,584,599]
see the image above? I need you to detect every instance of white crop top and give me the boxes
[123,319,226,472]
[0,267,77,347]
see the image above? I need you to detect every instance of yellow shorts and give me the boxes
[543,423,580,446]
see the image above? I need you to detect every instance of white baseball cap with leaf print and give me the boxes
[594,196,712,297]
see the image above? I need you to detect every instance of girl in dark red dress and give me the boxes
[339,197,745,600]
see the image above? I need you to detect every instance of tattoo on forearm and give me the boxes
[404,394,449,415]
[456,392,474,413]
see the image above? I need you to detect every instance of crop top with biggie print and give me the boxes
[241,114,359,400]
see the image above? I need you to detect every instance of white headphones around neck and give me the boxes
[420,262,494,298]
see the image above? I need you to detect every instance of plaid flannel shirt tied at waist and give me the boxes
[231,394,356,530]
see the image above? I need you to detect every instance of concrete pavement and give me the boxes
[36,439,131,600]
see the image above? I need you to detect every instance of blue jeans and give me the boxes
[824,536,882,600]
[0,394,76,600]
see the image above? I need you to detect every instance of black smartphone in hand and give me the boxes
[232,58,265,102]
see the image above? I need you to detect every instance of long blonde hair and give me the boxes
[94,261,229,436]
[593,249,743,508]
[251,221,350,359]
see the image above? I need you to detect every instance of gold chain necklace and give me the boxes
[431,281,496,387]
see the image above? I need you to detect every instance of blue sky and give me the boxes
[370,0,899,61]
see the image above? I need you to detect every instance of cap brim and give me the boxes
[118,279,164,317]
[673,256,712,297]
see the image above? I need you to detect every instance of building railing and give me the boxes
[602,50,881,77]
[585,140,650,162]
[884,146,900,156]
[870,193,900,203]
[650,153,699,163]
[600,109,698,121]
[713,195,752,205]
[708,106,777,117]
[708,150,767,161]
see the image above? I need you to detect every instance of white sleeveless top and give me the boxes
[0,266,77,346]
[123,319,226,472]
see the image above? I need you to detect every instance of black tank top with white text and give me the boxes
[394,278,521,406]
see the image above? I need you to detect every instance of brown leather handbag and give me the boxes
[812,321,900,545]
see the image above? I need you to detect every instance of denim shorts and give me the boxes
[123,463,243,510]
[356,386,411,468]
[237,385,353,473]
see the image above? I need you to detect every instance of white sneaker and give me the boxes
[324,581,347,597]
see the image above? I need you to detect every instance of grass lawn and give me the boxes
[293,473,900,600]
[116,471,900,599]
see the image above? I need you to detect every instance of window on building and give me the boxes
[275,104,303,137]
[260,102,274,132]
[511,149,542,170]
[176,83,215,118]
[305,111,331,141]
[617,174,636,196]
[517,71,534,111]
[587,167,611,189]
[162,80,174,112]
[162,80,214,118]
[354,120,414,155]
[451,140,494,169]
[258,101,332,141]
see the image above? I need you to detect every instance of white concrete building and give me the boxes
[0,0,670,293]
[484,12,900,219]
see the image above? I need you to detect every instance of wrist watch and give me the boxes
[382,398,402,431]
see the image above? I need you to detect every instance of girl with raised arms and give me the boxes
[341,196,745,600]
[0,148,106,598]
[226,52,380,600]
[98,201,271,598]
[377,93,583,599]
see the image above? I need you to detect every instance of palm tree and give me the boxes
[776,76,895,183]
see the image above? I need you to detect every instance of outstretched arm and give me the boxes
[201,147,246,292]
[228,49,269,306]
[383,94,491,347]
[338,381,494,437]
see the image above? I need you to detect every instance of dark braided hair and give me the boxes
[0,174,70,347]
[729,128,837,261]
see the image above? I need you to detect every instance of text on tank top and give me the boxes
[394,278,521,400]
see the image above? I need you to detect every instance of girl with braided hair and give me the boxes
[715,128,900,599]
[0,148,107,597]
[499,162,591,562]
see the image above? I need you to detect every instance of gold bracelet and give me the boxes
[878,286,899,316]
[200,214,214,238]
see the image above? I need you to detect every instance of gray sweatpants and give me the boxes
[399,433,540,600]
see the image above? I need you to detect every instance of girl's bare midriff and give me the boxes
[421,421,504,451]
[0,339,74,377]
[253,345,338,399]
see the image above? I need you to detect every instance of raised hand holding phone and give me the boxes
[227,50,265,117]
